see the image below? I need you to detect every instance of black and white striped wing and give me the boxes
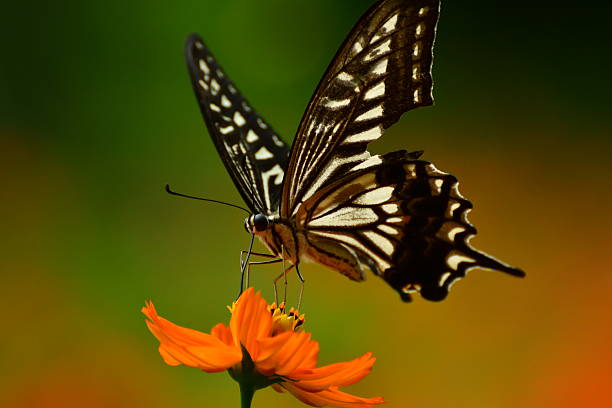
[282,0,440,218]
[297,152,525,302]
[186,34,290,214]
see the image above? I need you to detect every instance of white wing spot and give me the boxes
[228,84,237,94]
[209,103,221,112]
[195,42,203,49]
[418,7,429,16]
[430,178,443,194]
[352,42,363,55]
[412,65,420,81]
[254,146,274,160]
[256,118,268,129]
[354,186,394,205]
[351,155,383,171]
[355,105,383,122]
[365,81,385,100]
[323,97,352,109]
[363,231,394,256]
[216,69,224,78]
[413,88,421,103]
[438,272,452,287]
[221,95,232,107]
[272,134,284,147]
[449,202,461,216]
[381,203,400,214]
[372,58,388,75]
[219,125,234,135]
[416,23,425,38]
[413,42,421,58]
[310,230,391,270]
[382,13,399,32]
[447,226,465,241]
[337,72,355,83]
[378,224,400,235]
[309,207,378,228]
[199,59,210,75]
[198,79,209,91]
[233,111,246,127]
[344,125,382,144]
[246,129,259,143]
[261,164,285,207]
[447,253,476,270]
[210,79,220,95]
[387,217,403,223]
[242,101,251,112]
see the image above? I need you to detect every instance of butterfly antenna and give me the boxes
[239,233,256,298]
[165,184,251,215]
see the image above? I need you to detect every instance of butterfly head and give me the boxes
[244,213,270,234]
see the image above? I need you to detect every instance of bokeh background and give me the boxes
[2,1,611,407]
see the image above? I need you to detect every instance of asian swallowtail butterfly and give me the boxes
[184,0,524,302]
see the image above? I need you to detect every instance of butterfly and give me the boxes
[184,0,524,302]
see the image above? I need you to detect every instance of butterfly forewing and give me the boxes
[282,0,440,218]
[185,34,290,214]
[297,151,524,301]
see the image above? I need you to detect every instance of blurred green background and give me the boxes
[2,1,611,407]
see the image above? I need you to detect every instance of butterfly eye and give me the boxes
[252,213,269,232]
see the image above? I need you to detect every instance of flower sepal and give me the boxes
[228,345,287,391]
[229,345,290,408]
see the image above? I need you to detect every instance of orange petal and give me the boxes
[283,383,385,408]
[143,302,225,347]
[256,331,319,376]
[158,345,182,366]
[229,288,273,359]
[143,301,241,372]
[211,323,234,346]
[254,331,293,364]
[272,332,317,376]
[291,353,376,391]
[271,383,286,394]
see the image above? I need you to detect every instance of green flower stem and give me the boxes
[230,345,285,407]
[239,382,255,408]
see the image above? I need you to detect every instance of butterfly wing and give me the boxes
[278,0,523,300]
[296,152,525,302]
[282,0,440,218]
[185,34,290,214]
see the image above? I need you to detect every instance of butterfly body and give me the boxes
[186,0,524,302]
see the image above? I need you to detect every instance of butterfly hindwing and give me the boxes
[282,0,440,218]
[185,34,290,214]
[297,151,524,302]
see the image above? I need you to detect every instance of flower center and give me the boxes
[268,302,305,335]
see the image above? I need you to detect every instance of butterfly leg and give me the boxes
[240,250,277,270]
[273,263,295,305]
[243,258,283,291]
[295,263,305,311]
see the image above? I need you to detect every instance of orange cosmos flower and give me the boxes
[143,288,384,408]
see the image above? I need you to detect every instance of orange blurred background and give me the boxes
[2,1,611,407]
